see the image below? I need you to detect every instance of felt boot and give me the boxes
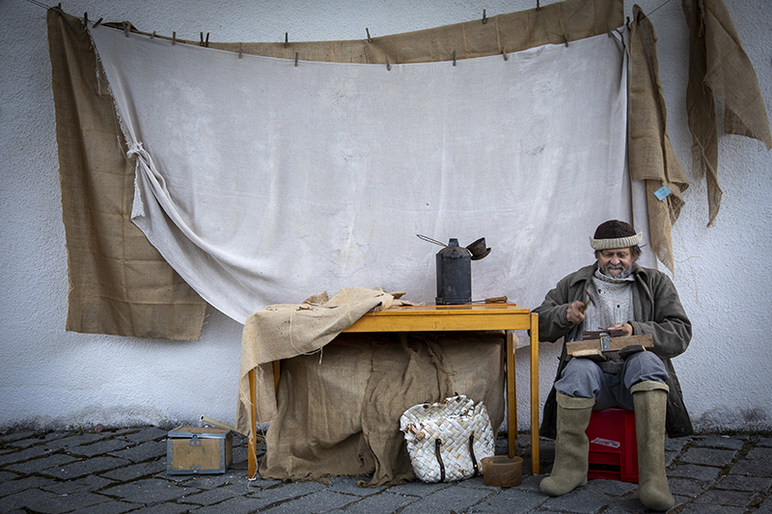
[631,380,674,511]
[539,393,595,496]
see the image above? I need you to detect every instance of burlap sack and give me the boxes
[258,332,505,486]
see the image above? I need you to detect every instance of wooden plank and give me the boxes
[343,304,532,333]
[566,334,653,357]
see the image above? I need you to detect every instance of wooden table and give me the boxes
[247,303,540,478]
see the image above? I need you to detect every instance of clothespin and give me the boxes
[452,50,457,66]
[563,33,569,47]
[482,9,488,24]
[536,0,540,11]
[172,31,176,45]
[502,50,508,61]
[205,33,210,47]
[83,12,88,28]
[366,28,372,43]
[284,32,288,48]
[385,57,391,71]
[151,31,156,39]
[295,52,299,67]
[123,21,130,37]
[607,25,612,37]
[93,17,103,28]
[239,43,243,58]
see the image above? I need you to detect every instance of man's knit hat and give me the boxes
[589,220,642,250]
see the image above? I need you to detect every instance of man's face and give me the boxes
[598,248,634,278]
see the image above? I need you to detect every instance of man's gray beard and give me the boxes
[600,263,633,279]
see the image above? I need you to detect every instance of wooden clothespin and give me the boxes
[385,57,391,71]
[284,32,288,48]
[239,43,243,58]
[452,50,457,66]
[366,28,372,43]
[295,52,299,67]
[172,31,176,45]
[482,9,488,24]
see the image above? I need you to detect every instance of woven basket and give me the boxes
[400,395,494,483]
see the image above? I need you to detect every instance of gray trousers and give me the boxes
[554,351,669,411]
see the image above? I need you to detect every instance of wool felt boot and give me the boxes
[539,392,595,496]
[631,380,674,512]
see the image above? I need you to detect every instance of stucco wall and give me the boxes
[1,0,770,433]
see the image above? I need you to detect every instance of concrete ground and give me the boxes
[0,426,770,513]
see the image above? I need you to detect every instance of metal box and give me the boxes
[166,426,233,475]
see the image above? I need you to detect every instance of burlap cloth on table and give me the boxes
[235,287,506,486]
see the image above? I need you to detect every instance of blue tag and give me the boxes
[654,184,672,201]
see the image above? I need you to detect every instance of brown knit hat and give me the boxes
[589,220,642,250]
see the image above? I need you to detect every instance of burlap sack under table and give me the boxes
[249,304,539,485]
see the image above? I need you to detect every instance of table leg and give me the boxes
[530,312,539,474]
[248,368,258,479]
[506,331,516,459]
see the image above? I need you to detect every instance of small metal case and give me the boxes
[166,426,233,475]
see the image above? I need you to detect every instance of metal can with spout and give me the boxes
[435,238,472,305]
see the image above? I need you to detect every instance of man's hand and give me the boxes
[608,322,633,337]
[566,301,587,325]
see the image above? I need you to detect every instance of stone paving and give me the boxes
[0,425,770,513]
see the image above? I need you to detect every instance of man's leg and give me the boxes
[617,351,669,409]
[539,392,595,496]
[554,357,616,407]
[631,380,674,511]
[541,359,603,496]
[620,352,674,511]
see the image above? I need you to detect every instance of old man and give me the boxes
[534,220,692,511]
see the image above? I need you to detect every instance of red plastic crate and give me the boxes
[585,408,638,483]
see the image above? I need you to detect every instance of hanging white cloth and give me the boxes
[88,25,634,324]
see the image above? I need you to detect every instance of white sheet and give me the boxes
[89,26,635,324]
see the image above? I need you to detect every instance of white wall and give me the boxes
[1,0,770,433]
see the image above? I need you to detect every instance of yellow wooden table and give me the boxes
[247,303,540,478]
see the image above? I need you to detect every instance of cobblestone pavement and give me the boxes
[1,426,770,513]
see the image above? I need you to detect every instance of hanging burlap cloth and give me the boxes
[628,6,690,273]
[47,11,207,340]
[682,0,772,227]
[235,287,505,486]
